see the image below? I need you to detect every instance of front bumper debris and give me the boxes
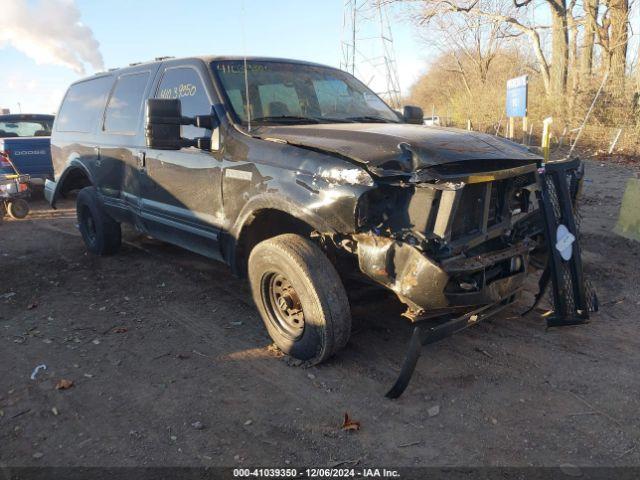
[356,235,533,314]
[376,158,597,399]
[386,289,519,399]
[528,158,598,326]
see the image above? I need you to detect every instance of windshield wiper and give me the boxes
[251,115,322,125]
[344,115,398,124]
[312,117,355,123]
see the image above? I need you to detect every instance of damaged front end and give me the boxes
[260,123,596,397]
[349,158,596,398]
[354,160,541,318]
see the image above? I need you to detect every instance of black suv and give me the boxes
[46,56,544,366]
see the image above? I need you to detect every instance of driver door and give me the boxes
[140,62,224,260]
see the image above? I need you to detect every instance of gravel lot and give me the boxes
[1,160,639,469]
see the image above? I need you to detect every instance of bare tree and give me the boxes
[590,0,631,93]
[420,6,507,87]
[608,0,629,93]
[414,0,558,96]
[547,0,570,98]
[580,0,599,77]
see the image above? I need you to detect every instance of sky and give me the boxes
[0,0,430,114]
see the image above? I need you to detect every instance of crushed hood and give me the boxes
[257,123,540,175]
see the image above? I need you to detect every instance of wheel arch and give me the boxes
[226,197,337,278]
[50,160,94,208]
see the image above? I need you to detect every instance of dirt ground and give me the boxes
[1,159,640,469]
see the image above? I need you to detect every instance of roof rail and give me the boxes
[129,62,142,66]
[155,56,174,61]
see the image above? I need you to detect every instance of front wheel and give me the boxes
[7,199,29,219]
[76,187,121,255]
[248,233,351,365]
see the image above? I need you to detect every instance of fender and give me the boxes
[223,192,350,275]
[46,158,94,209]
[231,192,341,239]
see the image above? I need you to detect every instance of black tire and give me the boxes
[7,199,29,219]
[76,186,121,255]
[248,233,351,365]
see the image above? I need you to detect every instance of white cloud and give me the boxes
[0,0,103,74]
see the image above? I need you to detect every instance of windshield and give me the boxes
[0,118,53,138]
[212,60,401,126]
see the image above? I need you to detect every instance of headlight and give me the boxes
[319,167,374,187]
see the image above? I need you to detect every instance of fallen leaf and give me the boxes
[428,405,440,417]
[27,303,38,310]
[112,327,128,334]
[55,379,74,390]
[341,412,360,431]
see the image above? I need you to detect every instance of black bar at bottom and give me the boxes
[386,296,515,399]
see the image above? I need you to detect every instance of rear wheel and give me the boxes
[7,199,29,219]
[76,186,121,255]
[248,233,351,365]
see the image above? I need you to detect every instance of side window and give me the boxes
[103,72,150,134]
[156,67,211,139]
[56,76,113,133]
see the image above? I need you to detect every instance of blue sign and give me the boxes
[506,75,528,117]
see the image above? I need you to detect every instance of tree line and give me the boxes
[396,0,639,152]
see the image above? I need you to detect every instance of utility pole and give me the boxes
[341,0,357,76]
[340,0,402,108]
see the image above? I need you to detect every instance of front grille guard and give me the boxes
[524,158,598,325]
[386,158,597,399]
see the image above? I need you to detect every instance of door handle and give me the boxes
[136,151,146,171]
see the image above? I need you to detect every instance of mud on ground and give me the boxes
[1,160,639,468]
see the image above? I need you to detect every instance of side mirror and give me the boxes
[145,99,219,150]
[403,105,424,125]
[145,99,182,150]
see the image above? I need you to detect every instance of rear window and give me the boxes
[103,72,150,134]
[56,76,113,133]
[0,119,53,138]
